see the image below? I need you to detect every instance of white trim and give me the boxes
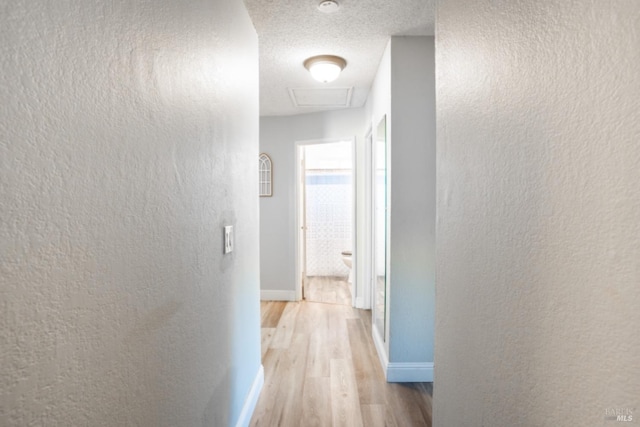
[260,290,296,301]
[235,365,264,427]
[363,127,373,310]
[350,137,357,308]
[294,137,357,307]
[372,326,434,383]
[386,362,434,383]
[355,296,365,309]
[295,144,305,302]
[372,323,389,379]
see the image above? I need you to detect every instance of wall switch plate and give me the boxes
[224,225,233,254]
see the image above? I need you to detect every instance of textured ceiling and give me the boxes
[243,0,435,116]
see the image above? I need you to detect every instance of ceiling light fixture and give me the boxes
[317,0,340,13]
[303,55,347,83]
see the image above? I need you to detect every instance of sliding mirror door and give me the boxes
[373,116,387,340]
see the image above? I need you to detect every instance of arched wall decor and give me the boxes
[259,153,273,197]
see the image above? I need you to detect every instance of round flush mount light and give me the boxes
[303,55,347,83]
[317,0,340,13]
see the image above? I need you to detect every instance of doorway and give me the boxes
[295,139,356,306]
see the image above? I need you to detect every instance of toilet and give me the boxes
[341,250,354,283]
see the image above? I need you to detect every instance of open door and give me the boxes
[295,139,355,305]
[297,145,307,300]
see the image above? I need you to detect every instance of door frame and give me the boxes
[363,127,373,310]
[294,138,357,305]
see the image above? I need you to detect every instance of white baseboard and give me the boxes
[386,362,434,382]
[260,290,296,301]
[355,296,365,309]
[235,365,264,427]
[371,325,389,379]
[371,327,434,382]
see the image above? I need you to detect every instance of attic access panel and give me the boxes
[288,87,353,108]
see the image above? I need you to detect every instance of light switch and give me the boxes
[224,225,233,254]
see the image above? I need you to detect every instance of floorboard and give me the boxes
[305,276,351,306]
[330,358,364,427]
[261,301,287,328]
[251,300,433,427]
[269,302,300,349]
[302,377,332,427]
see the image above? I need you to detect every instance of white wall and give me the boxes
[259,108,367,301]
[365,36,436,380]
[0,1,262,426]
[366,41,392,136]
[435,1,640,425]
[389,37,436,367]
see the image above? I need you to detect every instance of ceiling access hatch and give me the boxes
[288,87,353,108]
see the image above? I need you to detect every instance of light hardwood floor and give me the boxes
[304,276,352,306]
[251,301,433,427]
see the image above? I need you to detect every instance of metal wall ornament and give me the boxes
[259,153,273,197]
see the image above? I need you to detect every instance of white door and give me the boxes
[297,146,307,300]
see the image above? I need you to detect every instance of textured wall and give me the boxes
[0,0,261,426]
[435,1,640,425]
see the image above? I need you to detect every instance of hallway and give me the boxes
[3,0,639,425]
[251,301,433,426]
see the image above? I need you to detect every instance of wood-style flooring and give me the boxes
[304,276,352,306]
[251,300,433,427]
